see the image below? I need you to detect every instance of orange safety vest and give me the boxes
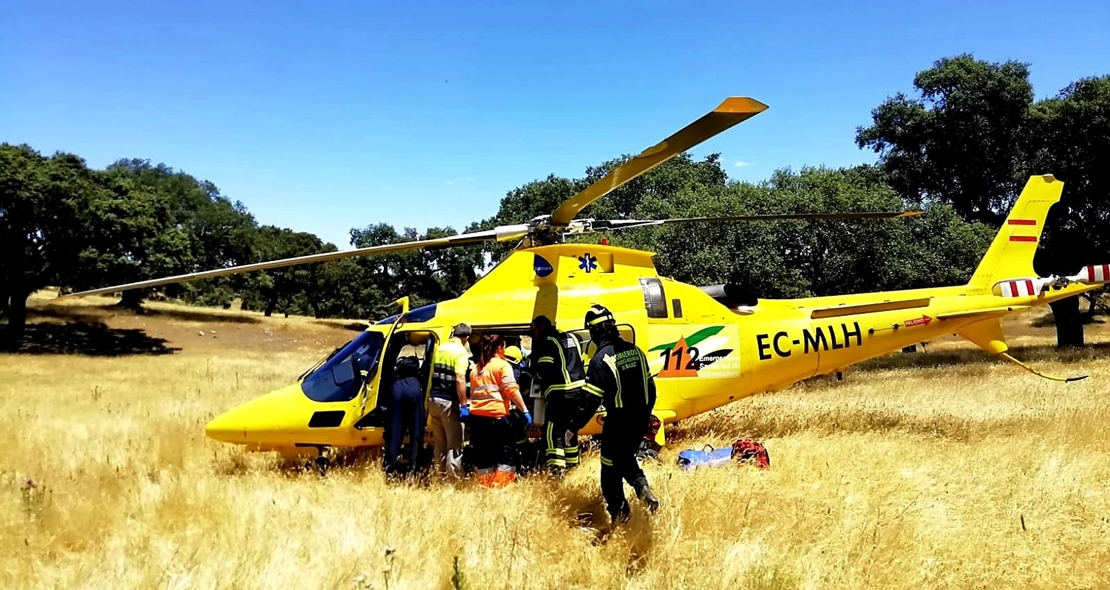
[469,355,520,418]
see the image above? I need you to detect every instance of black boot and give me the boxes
[609,501,631,525]
[637,484,660,513]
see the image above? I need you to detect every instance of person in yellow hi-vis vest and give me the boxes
[427,323,471,479]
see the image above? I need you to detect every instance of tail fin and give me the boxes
[968,174,1063,288]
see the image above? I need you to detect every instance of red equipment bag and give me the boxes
[730,440,770,469]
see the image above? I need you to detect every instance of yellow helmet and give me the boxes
[504,345,523,364]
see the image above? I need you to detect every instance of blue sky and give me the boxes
[4,0,1108,249]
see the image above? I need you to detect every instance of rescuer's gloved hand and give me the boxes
[522,412,532,427]
[459,406,470,422]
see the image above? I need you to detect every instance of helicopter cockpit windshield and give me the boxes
[300,331,385,403]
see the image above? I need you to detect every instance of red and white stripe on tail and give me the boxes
[1066,264,1109,285]
[992,277,1050,298]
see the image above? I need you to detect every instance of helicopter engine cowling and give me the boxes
[699,283,759,308]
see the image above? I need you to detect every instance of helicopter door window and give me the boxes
[377,331,438,395]
[301,331,386,403]
[672,298,683,318]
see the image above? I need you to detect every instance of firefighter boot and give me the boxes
[637,483,660,513]
[609,501,631,526]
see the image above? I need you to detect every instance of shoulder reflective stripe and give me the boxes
[550,336,571,384]
[582,383,604,397]
[603,354,621,408]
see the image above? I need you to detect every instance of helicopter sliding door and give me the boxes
[353,330,438,430]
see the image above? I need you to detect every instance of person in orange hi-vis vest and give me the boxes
[465,333,532,487]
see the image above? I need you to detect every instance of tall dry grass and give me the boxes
[3,307,1110,589]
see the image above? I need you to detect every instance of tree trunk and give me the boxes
[117,288,144,310]
[1049,295,1085,349]
[1082,291,1102,321]
[265,296,277,317]
[2,290,29,350]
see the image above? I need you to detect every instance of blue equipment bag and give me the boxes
[676,445,734,471]
[676,440,771,470]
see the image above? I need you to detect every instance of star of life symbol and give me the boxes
[578,253,597,273]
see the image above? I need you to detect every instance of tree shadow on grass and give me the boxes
[28,303,261,325]
[8,320,179,356]
[136,306,261,325]
[314,320,367,332]
[1031,312,1106,328]
[857,341,1110,372]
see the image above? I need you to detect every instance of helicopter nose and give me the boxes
[204,405,251,443]
[204,384,308,444]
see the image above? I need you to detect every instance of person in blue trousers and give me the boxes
[383,355,426,476]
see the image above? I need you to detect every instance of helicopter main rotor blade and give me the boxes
[594,210,925,231]
[550,97,768,227]
[55,225,528,300]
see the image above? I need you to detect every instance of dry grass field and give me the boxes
[3,290,1110,589]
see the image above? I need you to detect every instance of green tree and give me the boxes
[239,226,336,317]
[346,223,484,318]
[616,166,993,300]
[0,145,100,344]
[1026,74,1110,342]
[96,159,258,307]
[856,54,1108,346]
[67,167,187,303]
[855,53,1034,224]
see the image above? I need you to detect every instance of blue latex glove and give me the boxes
[522,411,532,427]
[459,406,470,422]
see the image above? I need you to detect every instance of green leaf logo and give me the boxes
[649,325,724,352]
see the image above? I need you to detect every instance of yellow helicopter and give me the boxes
[61,97,1107,461]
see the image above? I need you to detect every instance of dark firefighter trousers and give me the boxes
[543,388,600,469]
[600,409,651,520]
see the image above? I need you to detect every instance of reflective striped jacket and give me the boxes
[532,330,587,398]
[583,338,656,413]
[469,356,520,418]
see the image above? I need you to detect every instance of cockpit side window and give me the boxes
[301,331,385,402]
